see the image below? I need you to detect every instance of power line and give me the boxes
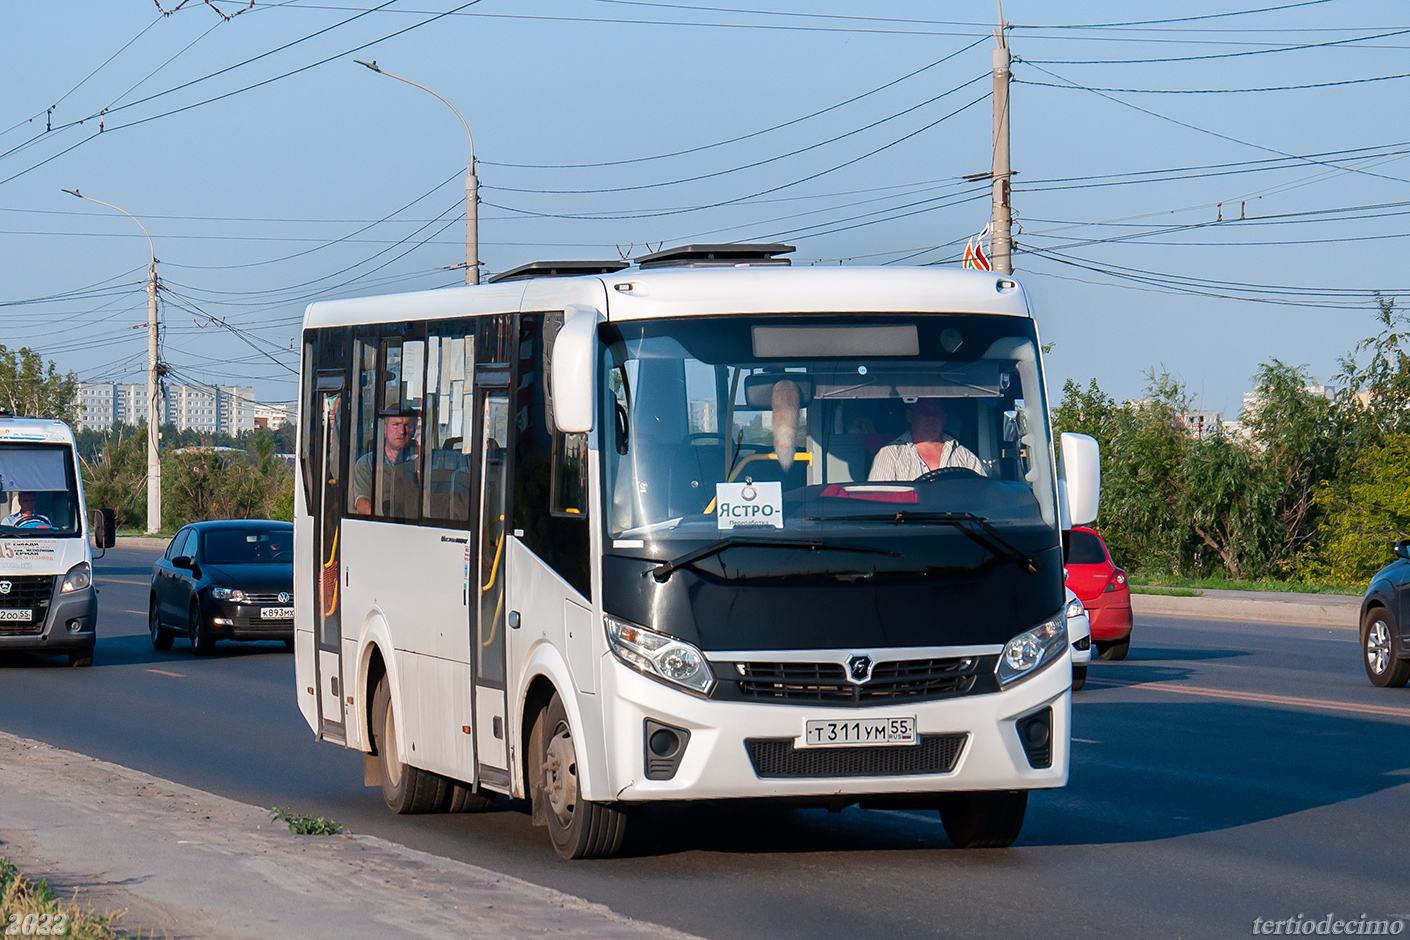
[484,73,987,194]
[1016,71,1410,95]
[482,38,986,169]
[486,91,990,221]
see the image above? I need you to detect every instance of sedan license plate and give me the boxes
[803,716,917,748]
[260,607,294,620]
[0,609,32,622]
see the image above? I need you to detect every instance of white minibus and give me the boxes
[0,413,113,667]
[293,245,1099,857]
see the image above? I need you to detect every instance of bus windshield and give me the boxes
[0,444,81,538]
[599,314,1057,551]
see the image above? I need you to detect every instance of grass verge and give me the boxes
[1130,586,1201,597]
[1129,574,1363,596]
[0,857,140,939]
[270,806,343,835]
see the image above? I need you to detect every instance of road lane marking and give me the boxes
[147,669,186,678]
[1071,737,1101,743]
[97,577,151,585]
[1089,678,1410,720]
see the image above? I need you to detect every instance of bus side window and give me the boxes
[346,333,379,517]
[422,322,474,524]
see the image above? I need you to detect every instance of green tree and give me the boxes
[77,424,149,530]
[1304,434,1410,582]
[0,346,78,421]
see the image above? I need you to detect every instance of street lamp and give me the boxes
[62,188,163,535]
[356,60,480,285]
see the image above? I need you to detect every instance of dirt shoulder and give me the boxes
[0,731,700,940]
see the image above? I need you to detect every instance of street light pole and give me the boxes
[356,60,479,285]
[62,189,162,534]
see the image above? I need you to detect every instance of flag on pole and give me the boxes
[963,224,992,271]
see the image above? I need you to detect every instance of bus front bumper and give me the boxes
[0,585,96,653]
[599,650,1071,802]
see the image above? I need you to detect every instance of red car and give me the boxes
[1065,526,1132,661]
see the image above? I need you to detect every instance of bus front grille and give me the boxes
[0,575,55,634]
[734,657,983,704]
[744,734,967,778]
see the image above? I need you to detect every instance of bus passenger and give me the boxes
[868,398,985,481]
[352,414,420,516]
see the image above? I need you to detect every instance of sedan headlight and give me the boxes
[209,586,247,602]
[60,562,91,593]
[1065,596,1085,620]
[605,615,714,696]
[996,615,1069,689]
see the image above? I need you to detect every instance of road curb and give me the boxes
[1132,591,1360,628]
[0,731,702,940]
[115,535,171,550]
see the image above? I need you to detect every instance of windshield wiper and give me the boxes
[648,536,901,583]
[805,511,1044,574]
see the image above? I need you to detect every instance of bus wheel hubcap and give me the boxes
[544,722,577,826]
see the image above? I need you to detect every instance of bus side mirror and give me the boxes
[551,304,602,434]
[91,508,116,550]
[1059,432,1100,527]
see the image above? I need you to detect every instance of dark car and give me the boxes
[149,520,294,655]
[1064,525,1133,661]
[1360,540,1410,687]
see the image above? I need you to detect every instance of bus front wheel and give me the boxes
[938,790,1028,849]
[371,677,448,814]
[534,693,627,859]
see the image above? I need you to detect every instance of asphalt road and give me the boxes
[1,545,1406,938]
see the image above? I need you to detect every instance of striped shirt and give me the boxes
[867,431,986,481]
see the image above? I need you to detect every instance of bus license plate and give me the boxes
[803,717,917,748]
[0,609,32,622]
[261,607,294,620]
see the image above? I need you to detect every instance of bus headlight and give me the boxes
[996,615,1068,689]
[605,615,715,696]
[60,562,91,593]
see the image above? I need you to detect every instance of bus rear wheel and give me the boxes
[535,693,626,859]
[371,677,448,814]
[938,790,1028,849]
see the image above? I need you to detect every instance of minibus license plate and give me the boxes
[803,717,916,747]
[261,607,294,620]
[0,609,32,622]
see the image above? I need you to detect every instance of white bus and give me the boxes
[0,413,114,667]
[293,245,1100,858]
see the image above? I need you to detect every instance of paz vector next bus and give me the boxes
[293,244,1101,858]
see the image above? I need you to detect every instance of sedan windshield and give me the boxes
[201,528,293,565]
[599,314,1057,549]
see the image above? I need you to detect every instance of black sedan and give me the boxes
[149,519,294,655]
[1361,539,1410,687]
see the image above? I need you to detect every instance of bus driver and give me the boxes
[868,398,985,481]
[353,414,420,517]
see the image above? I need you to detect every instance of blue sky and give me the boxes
[2,1,1407,416]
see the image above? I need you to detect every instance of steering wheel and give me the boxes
[914,466,981,484]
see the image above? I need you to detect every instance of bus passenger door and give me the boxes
[313,378,346,739]
[473,377,511,784]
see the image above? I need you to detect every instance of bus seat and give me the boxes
[822,435,870,483]
[668,442,726,516]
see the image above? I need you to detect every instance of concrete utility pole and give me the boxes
[62,189,162,533]
[990,9,1013,275]
[356,60,480,285]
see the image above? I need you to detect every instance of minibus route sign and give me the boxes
[715,482,784,530]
